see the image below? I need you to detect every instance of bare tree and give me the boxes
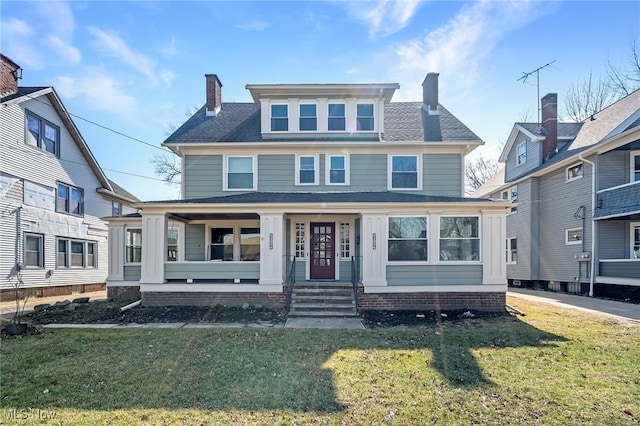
[465,156,500,195]
[606,38,640,96]
[152,153,181,186]
[563,72,617,122]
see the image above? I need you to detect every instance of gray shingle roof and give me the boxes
[163,101,481,144]
[517,122,583,139]
[1,86,49,103]
[146,191,492,205]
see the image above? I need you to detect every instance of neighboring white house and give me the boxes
[0,54,139,300]
[474,90,640,300]
[105,72,511,313]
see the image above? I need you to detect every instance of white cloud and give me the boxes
[393,1,547,99]
[56,72,138,120]
[350,0,423,38]
[0,18,42,68]
[237,20,269,31]
[46,35,81,64]
[35,0,76,40]
[160,37,178,57]
[1,17,33,37]
[86,26,173,87]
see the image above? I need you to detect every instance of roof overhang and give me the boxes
[245,83,400,104]
[96,188,139,204]
[499,123,544,163]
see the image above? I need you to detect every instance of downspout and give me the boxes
[579,154,596,296]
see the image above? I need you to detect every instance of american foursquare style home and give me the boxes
[0,54,139,300]
[474,90,640,299]
[106,73,511,314]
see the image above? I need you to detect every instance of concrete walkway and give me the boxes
[508,288,640,322]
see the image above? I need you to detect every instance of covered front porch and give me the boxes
[594,207,640,287]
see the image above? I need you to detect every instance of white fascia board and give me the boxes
[1,87,52,106]
[499,124,543,163]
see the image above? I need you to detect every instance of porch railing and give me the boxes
[351,256,362,311]
[284,255,296,309]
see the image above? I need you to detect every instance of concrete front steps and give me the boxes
[288,281,357,317]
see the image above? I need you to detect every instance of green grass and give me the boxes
[1,297,638,425]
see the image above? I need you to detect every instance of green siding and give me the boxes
[258,154,295,191]
[387,264,482,286]
[165,262,259,280]
[123,265,141,281]
[424,154,462,196]
[185,224,206,261]
[184,155,223,198]
[349,154,388,191]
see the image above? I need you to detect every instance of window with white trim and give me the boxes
[516,142,526,166]
[565,227,582,245]
[328,103,346,131]
[356,103,374,131]
[388,217,428,262]
[270,104,288,131]
[439,216,480,261]
[24,233,44,268]
[112,201,122,216]
[240,227,260,261]
[210,226,260,261]
[299,104,317,131]
[56,183,84,216]
[389,155,420,190]
[225,156,255,190]
[296,155,318,185]
[632,151,640,182]
[566,163,584,181]
[125,228,142,263]
[340,223,351,259]
[327,154,348,185]
[167,227,179,261]
[295,223,305,259]
[631,222,639,259]
[26,111,59,156]
[57,238,97,268]
[506,237,517,264]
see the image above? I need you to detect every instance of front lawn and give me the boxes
[1,297,638,425]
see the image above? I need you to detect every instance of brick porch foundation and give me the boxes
[357,289,506,312]
[107,286,142,300]
[141,291,286,308]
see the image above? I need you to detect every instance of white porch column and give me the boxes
[481,211,507,285]
[140,213,166,284]
[107,224,124,281]
[259,213,284,285]
[361,214,387,286]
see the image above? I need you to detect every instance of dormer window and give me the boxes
[516,142,526,166]
[299,104,317,131]
[270,104,288,131]
[328,103,346,131]
[356,103,374,131]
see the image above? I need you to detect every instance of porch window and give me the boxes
[24,233,44,268]
[295,223,305,258]
[633,152,640,182]
[241,227,260,261]
[296,155,318,185]
[439,216,480,261]
[565,227,582,245]
[211,228,234,261]
[328,103,346,131]
[340,223,351,258]
[226,156,255,190]
[167,227,179,261]
[506,237,517,264]
[388,217,428,262]
[389,155,420,190]
[631,223,640,259]
[125,228,142,263]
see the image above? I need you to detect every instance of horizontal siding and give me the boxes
[424,154,462,196]
[386,264,482,286]
[123,265,141,281]
[506,178,536,281]
[184,155,223,198]
[597,150,628,190]
[165,262,259,280]
[185,224,206,261]
[599,261,640,278]
[505,131,541,181]
[349,154,387,191]
[598,220,630,259]
[257,154,295,191]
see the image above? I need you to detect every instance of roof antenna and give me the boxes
[517,60,556,125]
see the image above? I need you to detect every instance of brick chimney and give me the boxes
[1,54,20,97]
[541,93,558,161]
[422,72,439,114]
[205,74,222,116]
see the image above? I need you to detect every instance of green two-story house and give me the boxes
[106,73,511,312]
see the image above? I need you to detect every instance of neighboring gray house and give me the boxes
[474,90,640,298]
[0,54,139,300]
[106,72,511,314]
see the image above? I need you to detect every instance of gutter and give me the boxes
[579,154,596,297]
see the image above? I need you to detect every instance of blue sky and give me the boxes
[2,1,638,201]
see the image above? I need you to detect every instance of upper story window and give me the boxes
[356,103,374,131]
[299,104,317,131]
[632,151,640,182]
[516,142,526,166]
[327,154,348,185]
[270,104,288,131]
[225,156,256,191]
[125,228,142,263]
[56,183,84,216]
[26,111,59,156]
[328,103,346,131]
[566,163,584,182]
[296,155,318,185]
[389,155,420,190]
[112,201,122,216]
